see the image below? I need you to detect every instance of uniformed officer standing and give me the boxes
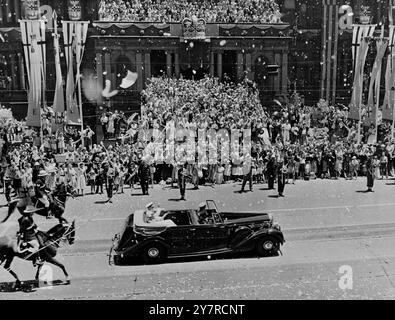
[240,160,255,193]
[266,155,277,190]
[138,156,151,196]
[277,161,287,197]
[366,153,375,192]
[177,163,190,201]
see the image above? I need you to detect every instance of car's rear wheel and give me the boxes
[141,243,167,264]
[256,236,280,257]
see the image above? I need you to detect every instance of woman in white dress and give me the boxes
[76,163,86,196]
[75,162,86,196]
[66,163,78,190]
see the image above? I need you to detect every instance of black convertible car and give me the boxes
[109,200,285,265]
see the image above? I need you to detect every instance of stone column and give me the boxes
[104,51,112,84]
[13,0,21,21]
[96,52,103,92]
[245,53,252,80]
[274,52,281,95]
[136,51,143,91]
[144,52,151,85]
[174,53,180,78]
[237,53,244,81]
[9,53,17,90]
[18,53,26,90]
[210,52,215,76]
[6,0,12,24]
[281,52,288,94]
[217,52,222,80]
[166,52,172,77]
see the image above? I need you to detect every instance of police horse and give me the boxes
[0,220,76,288]
[1,183,77,224]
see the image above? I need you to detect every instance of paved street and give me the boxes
[1,178,395,299]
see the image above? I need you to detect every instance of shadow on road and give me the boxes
[114,251,280,267]
[0,279,70,293]
[94,200,110,204]
[268,195,279,198]
[356,190,370,193]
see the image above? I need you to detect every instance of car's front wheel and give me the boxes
[256,236,280,257]
[141,243,167,264]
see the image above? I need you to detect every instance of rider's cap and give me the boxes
[24,205,39,214]
[199,202,206,209]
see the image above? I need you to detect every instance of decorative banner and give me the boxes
[182,17,206,39]
[62,20,89,125]
[383,25,395,121]
[349,37,370,121]
[19,19,46,128]
[52,11,65,132]
[351,24,376,72]
[24,0,41,20]
[366,38,388,128]
[68,0,82,21]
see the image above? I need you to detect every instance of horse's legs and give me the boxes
[35,263,43,281]
[3,256,21,287]
[44,255,69,282]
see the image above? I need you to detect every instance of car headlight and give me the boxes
[273,223,281,231]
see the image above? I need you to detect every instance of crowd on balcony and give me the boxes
[98,0,282,23]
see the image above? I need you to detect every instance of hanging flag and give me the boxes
[352,24,377,72]
[349,37,371,121]
[52,11,65,131]
[367,38,388,126]
[383,25,395,121]
[19,19,46,128]
[62,20,89,125]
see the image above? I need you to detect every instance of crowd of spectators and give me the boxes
[1,76,395,206]
[98,0,282,23]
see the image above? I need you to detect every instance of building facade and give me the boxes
[0,0,291,138]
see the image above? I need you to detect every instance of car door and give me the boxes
[164,211,195,255]
[192,222,229,252]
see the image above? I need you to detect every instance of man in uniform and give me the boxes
[138,156,151,196]
[17,205,43,266]
[35,175,51,218]
[177,163,190,201]
[266,154,277,190]
[240,159,255,193]
[277,161,287,197]
[366,153,375,192]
